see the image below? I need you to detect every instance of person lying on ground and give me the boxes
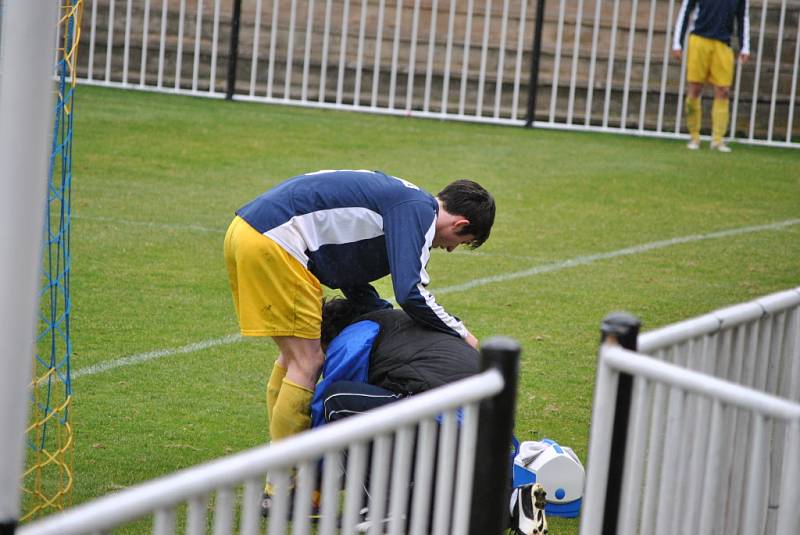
[311,296,481,426]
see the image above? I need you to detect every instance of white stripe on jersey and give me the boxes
[418,217,436,286]
[741,0,750,54]
[265,207,384,266]
[416,282,468,337]
[673,0,693,49]
[410,216,466,336]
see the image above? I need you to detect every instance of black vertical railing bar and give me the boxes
[599,312,641,535]
[468,337,521,535]
[525,0,547,127]
[226,0,243,100]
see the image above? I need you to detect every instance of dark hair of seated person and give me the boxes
[320,297,374,349]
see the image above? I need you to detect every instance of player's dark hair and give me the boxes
[437,179,495,248]
[320,297,373,348]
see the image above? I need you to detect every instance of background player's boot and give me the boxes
[710,141,732,152]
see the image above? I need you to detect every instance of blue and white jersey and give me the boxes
[673,0,750,53]
[236,169,467,338]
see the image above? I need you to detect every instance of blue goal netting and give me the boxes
[23,1,83,520]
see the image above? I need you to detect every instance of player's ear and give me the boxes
[453,218,470,230]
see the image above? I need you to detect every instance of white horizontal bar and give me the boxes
[639,314,722,353]
[602,345,800,420]
[758,288,800,314]
[19,368,504,535]
[640,287,800,352]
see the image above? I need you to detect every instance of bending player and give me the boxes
[223,170,495,445]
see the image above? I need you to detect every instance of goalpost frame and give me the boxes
[0,1,59,531]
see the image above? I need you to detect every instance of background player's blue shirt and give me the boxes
[674,0,750,54]
[236,169,467,338]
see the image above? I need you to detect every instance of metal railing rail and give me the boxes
[639,287,800,402]
[580,287,800,535]
[19,369,502,535]
[75,0,800,147]
[18,336,523,535]
[582,345,800,535]
[17,370,503,535]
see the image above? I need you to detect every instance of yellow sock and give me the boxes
[712,98,729,144]
[266,362,287,424]
[269,378,313,442]
[685,96,701,142]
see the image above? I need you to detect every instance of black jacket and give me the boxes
[361,309,480,395]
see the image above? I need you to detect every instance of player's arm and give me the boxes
[383,201,475,344]
[671,0,698,59]
[340,284,393,311]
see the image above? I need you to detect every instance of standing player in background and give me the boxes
[672,0,750,152]
[223,170,495,445]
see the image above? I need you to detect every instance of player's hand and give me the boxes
[465,332,479,349]
[671,49,682,61]
[739,53,750,65]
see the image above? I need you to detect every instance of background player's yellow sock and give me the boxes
[269,378,313,442]
[266,362,287,424]
[685,96,701,142]
[712,98,729,144]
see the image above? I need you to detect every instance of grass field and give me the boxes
[37,85,800,533]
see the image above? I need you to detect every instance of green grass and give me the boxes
[34,85,800,532]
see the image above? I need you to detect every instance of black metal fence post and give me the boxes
[225,0,242,100]
[599,312,641,535]
[525,0,547,127]
[468,337,521,535]
[0,521,16,535]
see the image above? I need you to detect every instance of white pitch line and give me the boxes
[72,218,800,379]
[437,218,800,295]
[72,334,241,379]
[74,214,222,234]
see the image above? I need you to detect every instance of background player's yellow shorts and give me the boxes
[224,215,322,338]
[686,34,734,87]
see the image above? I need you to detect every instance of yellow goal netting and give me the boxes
[22,0,83,521]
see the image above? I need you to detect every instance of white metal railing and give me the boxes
[75,0,800,147]
[19,368,504,535]
[580,287,800,535]
[639,287,800,402]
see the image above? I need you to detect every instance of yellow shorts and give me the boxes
[686,33,734,87]
[223,215,322,338]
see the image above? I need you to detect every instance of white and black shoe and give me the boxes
[510,483,548,535]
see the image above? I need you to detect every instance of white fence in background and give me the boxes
[581,287,800,535]
[75,0,799,147]
[18,368,504,535]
